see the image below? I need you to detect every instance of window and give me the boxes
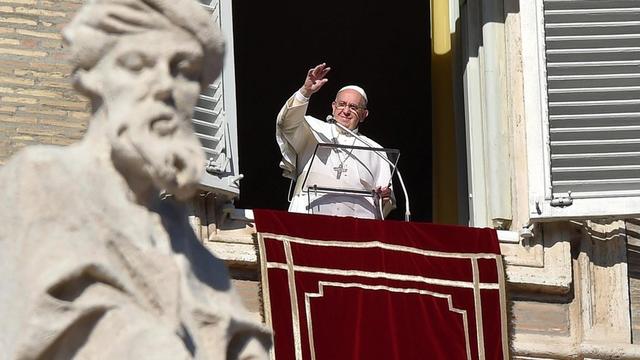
[194,0,241,198]
[522,0,640,220]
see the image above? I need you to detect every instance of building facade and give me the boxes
[3,0,640,358]
[0,0,89,165]
[441,0,640,357]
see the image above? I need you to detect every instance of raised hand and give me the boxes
[300,63,331,97]
[375,186,392,202]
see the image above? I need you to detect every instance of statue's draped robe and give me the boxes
[276,94,395,219]
[0,144,269,359]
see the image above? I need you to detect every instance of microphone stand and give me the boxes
[326,116,411,222]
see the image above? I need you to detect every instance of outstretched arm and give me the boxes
[276,63,330,177]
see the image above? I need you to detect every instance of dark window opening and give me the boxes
[232,0,432,221]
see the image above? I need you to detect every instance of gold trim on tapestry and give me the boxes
[257,234,278,360]
[266,262,500,290]
[472,258,486,360]
[284,240,303,360]
[495,255,510,359]
[304,281,472,360]
[260,232,500,260]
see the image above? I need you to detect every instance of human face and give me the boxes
[92,28,206,200]
[331,89,369,130]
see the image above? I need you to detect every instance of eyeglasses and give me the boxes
[333,101,366,112]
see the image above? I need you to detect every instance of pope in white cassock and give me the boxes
[276,63,395,219]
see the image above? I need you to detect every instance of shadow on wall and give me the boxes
[626,218,640,279]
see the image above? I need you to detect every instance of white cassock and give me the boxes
[276,93,395,219]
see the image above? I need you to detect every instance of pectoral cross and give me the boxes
[333,163,347,179]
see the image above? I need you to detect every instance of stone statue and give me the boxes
[0,0,270,358]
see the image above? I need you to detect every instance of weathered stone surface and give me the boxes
[510,221,638,359]
[232,279,262,321]
[0,0,269,358]
[511,300,571,336]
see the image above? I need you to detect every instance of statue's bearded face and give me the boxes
[89,27,207,199]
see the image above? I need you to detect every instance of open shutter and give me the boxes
[528,0,640,219]
[195,0,241,198]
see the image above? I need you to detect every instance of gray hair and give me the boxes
[63,0,225,87]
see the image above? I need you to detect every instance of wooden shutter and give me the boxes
[544,0,640,200]
[195,0,241,197]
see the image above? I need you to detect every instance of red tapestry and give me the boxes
[254,209,508,360]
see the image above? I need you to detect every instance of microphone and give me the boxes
[325,115,411,222]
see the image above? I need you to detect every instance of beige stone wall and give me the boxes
[512,298,572,337]
[232,279,262,322]
[0,0,90,165]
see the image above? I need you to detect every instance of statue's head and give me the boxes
[63,0,224,200]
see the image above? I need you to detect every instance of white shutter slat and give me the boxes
[550,86,640,95]
[551,125,640,134]
[550,112,640,121]
[552,179,640,195]
[193,75,226,165]
[549,73,640,81]
[553,151,640,161]
[547,20,640,29]
[554,164,640,172]
[543,0,640,198]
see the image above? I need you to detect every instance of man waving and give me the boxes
[276,63,395,219]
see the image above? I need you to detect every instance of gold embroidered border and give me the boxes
[260,232,500,260]
[472,258,486,360]
[284,240,303,360]
[266,262,499,290]
[304,281,472,360]
[496,256,510,359]
[257,234,277,360]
